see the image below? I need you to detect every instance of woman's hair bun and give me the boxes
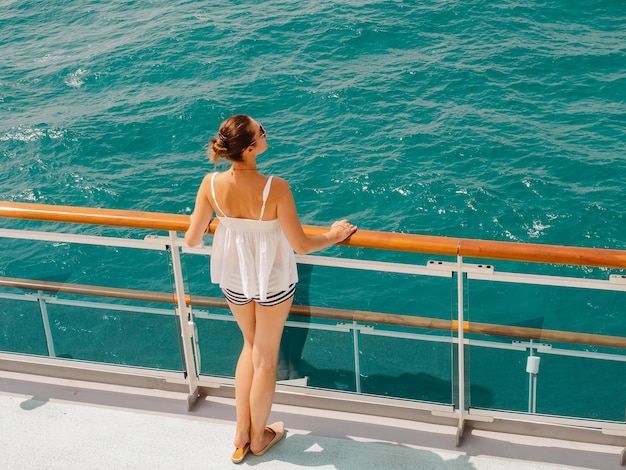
[207,115,255,164]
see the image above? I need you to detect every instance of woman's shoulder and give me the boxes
[268,175,289,188]
[267,175,291,194]
[199,172,211,184]
[201,171,222,183]
[198,172,220,194]
[266,176,294,208]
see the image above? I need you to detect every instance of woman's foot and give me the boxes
[231,443,250,464]
[250,422,285,456]
[232,428,251,464]
[233,429,250,450]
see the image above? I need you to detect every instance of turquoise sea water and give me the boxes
[1,1,626,418]
[3,0,625,245]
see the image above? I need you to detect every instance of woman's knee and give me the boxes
[240,341,254,356]
[252,347,279,370]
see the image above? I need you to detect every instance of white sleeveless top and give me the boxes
[209,172,298,301]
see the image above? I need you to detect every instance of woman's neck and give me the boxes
[230,164,257,172]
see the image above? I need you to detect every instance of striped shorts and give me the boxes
[222,283,296,307]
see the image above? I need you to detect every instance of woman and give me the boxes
[185,115,357,463]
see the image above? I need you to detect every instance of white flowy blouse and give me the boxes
[209,172,298,301]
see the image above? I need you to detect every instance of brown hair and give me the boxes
[208,114,256,164]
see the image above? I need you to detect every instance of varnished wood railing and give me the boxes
[1,201,626,268]
[1,277,624,349]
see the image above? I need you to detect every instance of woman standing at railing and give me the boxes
[185,114,356,463]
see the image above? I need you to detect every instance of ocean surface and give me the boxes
[1,1,626,419]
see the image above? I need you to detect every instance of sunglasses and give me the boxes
[248,124,266,147]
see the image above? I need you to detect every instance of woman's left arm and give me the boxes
[185,175,214,247]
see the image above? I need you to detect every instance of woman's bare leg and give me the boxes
[229,297,292,452]
[249,298,292,453]
[229,301,256,449]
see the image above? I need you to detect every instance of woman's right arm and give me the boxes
[185,175,215,247]
[275,178,357,255]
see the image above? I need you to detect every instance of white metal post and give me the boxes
[456,255,466,446]
[526,341,540,414]
[168,231,200,410]
[36,290,56,358]
[353,321,362,394]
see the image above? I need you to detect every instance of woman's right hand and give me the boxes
[331,219,358,242]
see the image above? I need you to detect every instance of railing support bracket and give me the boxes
[456,418,465,447]
[187,387,201,411]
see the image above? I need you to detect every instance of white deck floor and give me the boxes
[0,370,623,470]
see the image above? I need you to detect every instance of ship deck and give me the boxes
[1,369,622,470]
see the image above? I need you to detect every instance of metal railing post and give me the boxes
[456,255,466,446]
[353,321,362,394]
[526,340,540,414]
[168,231,200,410]
[36,290,56,358]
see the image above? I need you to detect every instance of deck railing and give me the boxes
[1,201,625,460]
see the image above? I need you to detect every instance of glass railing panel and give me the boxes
[465,269,626,421]
[181,250,238,378]
[185,246,458,402]
[184,253,360,388]
[190,304,357,388]
[0,228,172,292]
[192,306,240,377]
[0,289,50,356]
[465,344,529,413]
[355,271,456,404]
[277,318,315,383]
[532,349,626,421]
[31,299,183,370]
[358,332,454,403]
[0,285,184,370]
[468,341,626,421]
[0,230,185,372]
[281,322,357,392]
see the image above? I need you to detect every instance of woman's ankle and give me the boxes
[234,428,250,448]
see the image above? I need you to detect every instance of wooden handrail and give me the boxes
[1,201,626,268]
[1,277,624,349]
[458,238,626,270]
[0,201,191,232]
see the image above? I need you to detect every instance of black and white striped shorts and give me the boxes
[222,283,296,307]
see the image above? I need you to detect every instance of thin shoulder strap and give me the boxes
[210,172,227,217]
[258,176,273,220]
